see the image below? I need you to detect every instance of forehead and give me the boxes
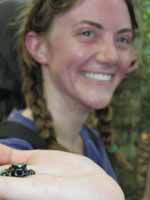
[54,0,132,31]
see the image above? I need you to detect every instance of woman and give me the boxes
[0,0,138,199]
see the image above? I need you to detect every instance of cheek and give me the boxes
[58,50,90,78]
[48,51,83,88]
[55,45,86,67]
[118,49,137,74]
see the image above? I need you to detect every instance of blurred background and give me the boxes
[109,0,150,199]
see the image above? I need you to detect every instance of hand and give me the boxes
[0,144,124,200]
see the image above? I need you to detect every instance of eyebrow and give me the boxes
[78,20,134,35]
[79,20,103,29]
[117,28,135,36]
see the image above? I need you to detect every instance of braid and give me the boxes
[21,61,54,138]
[136,132,150,200]
[16,0,81,151]
[21,60,70,151]
[86,106,113,148]
[95,106,113,148]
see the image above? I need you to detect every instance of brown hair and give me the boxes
[17,0,138,150]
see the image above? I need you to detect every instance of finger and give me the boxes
[0,144,34,165]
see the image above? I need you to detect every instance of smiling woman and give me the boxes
[18,0,138,148]
[0,0,139,199]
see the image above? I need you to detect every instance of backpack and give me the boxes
[0,121,48,149]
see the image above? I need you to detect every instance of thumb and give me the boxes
[0,144,33,165]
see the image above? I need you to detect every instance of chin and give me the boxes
[83,97,112,110]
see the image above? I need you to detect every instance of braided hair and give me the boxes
[136,133,150,200]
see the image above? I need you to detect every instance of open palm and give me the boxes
[0,144,124,200]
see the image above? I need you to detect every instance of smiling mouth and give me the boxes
[81,72,113,81]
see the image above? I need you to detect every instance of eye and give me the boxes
[115,35,133,48]
[76,28,98,43]
[117,36,130,43]
[76,28,97,40]
[81,30,95,37]
[75,26,100,43]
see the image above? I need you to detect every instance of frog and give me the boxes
[0,163,35,177]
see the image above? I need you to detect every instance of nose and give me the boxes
[95,35,119,65]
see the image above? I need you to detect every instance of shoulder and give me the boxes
[22,108,33,120]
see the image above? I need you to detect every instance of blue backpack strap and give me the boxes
[0,121,48,149]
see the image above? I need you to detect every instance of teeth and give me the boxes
[82,72,112,81]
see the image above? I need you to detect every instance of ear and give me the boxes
[127,50,139,73]
[25,32,48,65]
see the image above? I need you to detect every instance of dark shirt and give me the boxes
[0,110,117,180]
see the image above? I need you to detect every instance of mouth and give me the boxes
[81,71,113,81]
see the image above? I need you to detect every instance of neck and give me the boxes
[43,68,91,153]
[46,90,89,153]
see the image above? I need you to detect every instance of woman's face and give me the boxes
[40,0,137,109]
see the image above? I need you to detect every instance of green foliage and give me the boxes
[111,1,150,199]
[137,0,150,131]
[112,0,150,132]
